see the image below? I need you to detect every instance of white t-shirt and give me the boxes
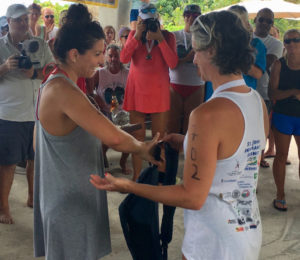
[182,88,266,260]
[96,67,129,113]
[0,34,54,122]
[48,27,58,41]
[169,30,204,86]
[253,33,283,100]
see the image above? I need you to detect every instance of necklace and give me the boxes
[145,40,154,60]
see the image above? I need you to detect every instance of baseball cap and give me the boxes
[0,16,8,28]
[184,4,201,15]
[139,3,158,20]
[6,4,28,19]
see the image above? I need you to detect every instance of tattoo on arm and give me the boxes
[191,163,200,181]
[191,147,197,161]
[191,132,198,141]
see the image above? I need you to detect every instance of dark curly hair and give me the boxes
[54,4,105,63]
[191,11,254,75]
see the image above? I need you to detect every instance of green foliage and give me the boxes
[156,0,300,35]
[33,0,70,26]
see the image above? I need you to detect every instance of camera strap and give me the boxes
[146,40,155,60]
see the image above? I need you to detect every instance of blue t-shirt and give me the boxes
[130,0,156,9]
[243,38,266,90]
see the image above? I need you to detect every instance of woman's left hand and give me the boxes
[146,29,164,43]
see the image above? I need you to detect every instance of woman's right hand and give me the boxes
[139,132,162,165]
[134,17,145,41]
[163,133,184,152]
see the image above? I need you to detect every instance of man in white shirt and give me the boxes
[253,8,283,168]
[0,4,54,224]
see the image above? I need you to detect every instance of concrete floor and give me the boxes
[0,137,299,260]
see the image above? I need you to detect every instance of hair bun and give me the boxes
[65,3,92,26]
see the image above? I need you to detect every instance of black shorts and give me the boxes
[0,119,34,165]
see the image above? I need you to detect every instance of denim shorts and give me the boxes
[272,112,300,136]
[130,9,139,22]
[0,119,34,165]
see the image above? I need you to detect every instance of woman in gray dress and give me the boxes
[33,4,159,260]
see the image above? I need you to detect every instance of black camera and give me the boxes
[15,40,40,69]
[143,18,159,32]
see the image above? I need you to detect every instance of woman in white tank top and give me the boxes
[91,11,269,260]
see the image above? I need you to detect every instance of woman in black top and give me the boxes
[269,29,300,211]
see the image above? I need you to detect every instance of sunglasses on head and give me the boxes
[45,15,54,19]
[141,8,156,14]
[284,37,300,44]
[258,17,273,25]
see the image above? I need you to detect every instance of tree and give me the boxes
[156,0,300,36]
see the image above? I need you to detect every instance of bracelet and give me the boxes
[31,69,38,80]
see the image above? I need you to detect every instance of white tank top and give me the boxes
[182,80,266,260]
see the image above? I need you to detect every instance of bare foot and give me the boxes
[27,196,33,208]
[121,165,132,175]
[0,208,14,224]
[120,154,131,175]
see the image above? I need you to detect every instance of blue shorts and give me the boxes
[272,112,300,136]
[130,9,139,22]
[0,119,35,165]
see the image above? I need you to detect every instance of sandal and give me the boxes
[273,199,288,212]
[260,159,270,168]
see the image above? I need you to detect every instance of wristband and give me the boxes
[31,69,38,80]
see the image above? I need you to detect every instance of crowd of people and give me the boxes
[0,1,299,260]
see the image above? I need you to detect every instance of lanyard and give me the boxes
[182,30,189,51]
[211,79,246,98]
[146,40,155,54]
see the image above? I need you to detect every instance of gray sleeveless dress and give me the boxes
[34,74,111,260]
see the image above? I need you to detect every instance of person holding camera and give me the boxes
[168,4,205,136]
[0,4,54,224]
[120,3,178,181]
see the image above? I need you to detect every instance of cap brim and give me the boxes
[9,10,28,19]
[139,12,157,20]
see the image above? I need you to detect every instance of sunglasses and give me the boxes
[45,15,54,19]
[258,17,273,25]
[141,8,156,14]
[121,35,128,39]
[194,16,209,35]
[184,12,200,18]
[284,37,300,44]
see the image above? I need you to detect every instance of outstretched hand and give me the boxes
[90,173,131,193]
[139,132,162,166]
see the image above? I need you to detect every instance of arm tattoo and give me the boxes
[191,163,200,181]
[191,132,198,141]
[191,147,197,161]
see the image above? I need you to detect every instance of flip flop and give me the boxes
[273,199,288,212]
[260,160,270,168]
